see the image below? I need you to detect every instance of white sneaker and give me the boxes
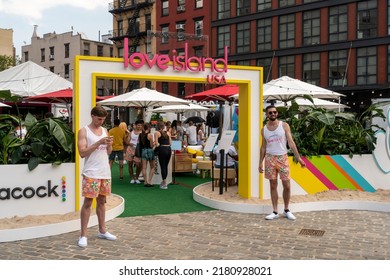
[265,212,279,220]
[78,236,88,247]
[97,231,117,241]
[130,179,135,184]
[283,211,296,220]
[135,179,141,184]
[160,184,168,190]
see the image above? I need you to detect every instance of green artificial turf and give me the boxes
[111,164,213,217]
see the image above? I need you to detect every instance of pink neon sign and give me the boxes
[123,38,228,74]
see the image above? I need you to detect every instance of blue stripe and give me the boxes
[331,155,376,192]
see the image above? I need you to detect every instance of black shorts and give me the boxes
[109,150,124,161]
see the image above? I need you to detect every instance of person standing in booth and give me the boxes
[77,106,117,247]
[154,121,172,189]
[108,118,127,180]
[140,122,156,187]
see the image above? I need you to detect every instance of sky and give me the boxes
[0,0,113,57]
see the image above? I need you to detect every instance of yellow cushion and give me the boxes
[187,147,197,154]
[195,150,204,156]
[192,158,199,163]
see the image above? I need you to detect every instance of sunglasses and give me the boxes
[268,111,278,115]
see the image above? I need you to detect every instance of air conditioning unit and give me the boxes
[176,24,185,30]
[49,54,54,60]
[177,5,185,12]
[178,0,185,4]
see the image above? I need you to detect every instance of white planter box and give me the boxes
[0,163,76,219]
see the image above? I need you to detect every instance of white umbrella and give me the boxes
[0,101,11,107]
[273,97,349,110]
[150,103,209,114]
[263,76,345,101]
[97,87,190,108]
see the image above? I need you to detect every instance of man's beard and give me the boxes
[269,116,277,121]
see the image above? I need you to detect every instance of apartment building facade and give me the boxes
[211,0,390,111]
[0,28,15,58]
[22,26,115,96]
[108,0,156,95]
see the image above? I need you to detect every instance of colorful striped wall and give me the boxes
[289,155,377,195]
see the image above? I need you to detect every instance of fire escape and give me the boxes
[108,0,154,92]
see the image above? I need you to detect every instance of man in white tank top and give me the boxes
[77,106,117,247]
[259,105,306,221]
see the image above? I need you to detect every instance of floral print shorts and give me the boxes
[82,176,111,198]
[264,154,290,180]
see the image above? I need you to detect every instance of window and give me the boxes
[195,19,203,37]
[178,83,185,96]
[388,0,390,34]
[161,26,169,44]
[24,51,29,62]
[217,0,230,20]
[357,0,377,39]
[127,18,140,36]
[195,0,203,8]
[257,0,271,12]
[195,83,204,93]
[257,18,272,51]
[329,50,348,86]
[279,14,295,49]
[162,82,169,94]
[64,64,70,79]
[110,47,113,57]
[329,5,348,42]
[177,23,185,42]
[194,46,203,57]
[357,47,377,85]
[146,14,151,31]
[83,43,90,56]
[49,47,54,60]
[97,45,104,57]
[64,43,70,58]
[49,66,54,73]
[303,53,320,85]
[303,10,320,46]
[40,48,45,62]
[237,0,251,16]
[217,26,230,56]
[162,0,169,16]
[279,0,294,7]
[118,20,123,36]
[257,57,272,82]
[236,22,250,53]
[236,60,250,66]
[388,45,390,82]
[118,47,124,58]
[118,80,123,95]
[278,56,295,77]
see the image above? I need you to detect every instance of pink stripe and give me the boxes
[302,157,338,190]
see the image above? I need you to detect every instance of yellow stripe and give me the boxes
[288,157,328,194]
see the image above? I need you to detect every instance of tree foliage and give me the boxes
[0,55,16,71]
[271,98,386,158]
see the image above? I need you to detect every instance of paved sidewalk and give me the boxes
[1,210,390,260]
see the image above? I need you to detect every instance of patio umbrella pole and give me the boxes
[219,149,225,195]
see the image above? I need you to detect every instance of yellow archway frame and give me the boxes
[74,56,263,211]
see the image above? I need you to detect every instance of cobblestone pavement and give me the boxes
[1,210,390,260]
